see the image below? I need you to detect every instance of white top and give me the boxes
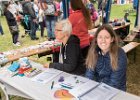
[33,3,39,18]
[38,9,44,22]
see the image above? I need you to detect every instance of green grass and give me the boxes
[110,4,136,29]
[111,4,133,18]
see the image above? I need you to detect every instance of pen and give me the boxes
[103,85,111,90]
[61,83,73,88]
[11,72,18,77]
[61,84,73,89]
[51,81,54,89]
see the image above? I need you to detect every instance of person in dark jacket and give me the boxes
[44,19,85,75]
[85,24,127,91]
[124,12,130,22]
[4,2,20,46]
[22,0,39,40]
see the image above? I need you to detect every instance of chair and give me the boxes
[0,82,9,100]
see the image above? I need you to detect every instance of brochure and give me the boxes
[31,68,62,84]
[69,82,120,100]
[69,80,99,98]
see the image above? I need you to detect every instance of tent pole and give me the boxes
[62,0,69,19]
[138,0,140,27]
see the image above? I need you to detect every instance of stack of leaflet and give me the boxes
[31,68,63,84]
[54,75,120,100]
[69,82,120,100]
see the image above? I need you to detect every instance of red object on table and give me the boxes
[18,67,31,74]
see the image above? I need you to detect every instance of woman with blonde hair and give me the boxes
[85,24,127,91]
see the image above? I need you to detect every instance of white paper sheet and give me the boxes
[79,83,120,100]
[69,80,99,98]
[54,75,89,90]
[31,68,62,84]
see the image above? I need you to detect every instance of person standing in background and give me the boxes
[124,12,130,22]
[38,2,45,37]
[4,2,20,46]
[15,1,23,13]
[0,21,4,35]
[43,0,57,40]
[69,0,92,58]
[59,0,64,20]
[0,8,4,35]
[8,0,17,17]
[22,0,39,40]
[33,0,39,19]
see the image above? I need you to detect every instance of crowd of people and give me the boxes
[1,0,64,45]
[0,0,98,45]
[0,0,128,91]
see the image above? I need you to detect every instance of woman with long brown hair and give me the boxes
[85,24,127,91]
[69,0,92,58]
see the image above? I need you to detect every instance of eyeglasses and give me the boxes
[55,29,63,32]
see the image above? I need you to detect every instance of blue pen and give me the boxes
[61,84,73,89]
[61,83,73,87]
[51,81,54,89]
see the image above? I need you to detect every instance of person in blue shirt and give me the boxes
[85,24,127,91]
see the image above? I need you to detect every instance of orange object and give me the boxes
[54,89,74,99]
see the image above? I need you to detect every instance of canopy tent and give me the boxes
[133,0,138,9]
[138,0,140,27]
[105,0,112,23]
